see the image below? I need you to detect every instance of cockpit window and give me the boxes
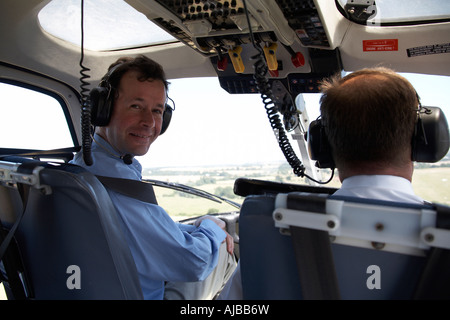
[0,82,73,150]
[336,0,450,25]
[38,0,176,51]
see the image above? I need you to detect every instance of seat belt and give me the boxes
[413,203,450,299]
[0,181,31,299]
[0,222,29,299]
[286,193,341,300]
[0,172,32,262]
[96,176,158,205]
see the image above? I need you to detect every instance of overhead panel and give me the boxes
[128,0,341,94]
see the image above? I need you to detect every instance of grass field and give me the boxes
[144,163,450,220]
[412,167,450,204]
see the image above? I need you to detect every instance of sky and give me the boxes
[135,73,450,168]
[136,77,321,168]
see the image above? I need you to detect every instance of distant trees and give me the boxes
[194,176,216,186]
[214,186,237,199]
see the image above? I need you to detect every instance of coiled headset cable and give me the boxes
[79,0,93,166]
[242,0,333,184]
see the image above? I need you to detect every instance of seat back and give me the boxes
[239,189,450,299]
[0,157,143,299]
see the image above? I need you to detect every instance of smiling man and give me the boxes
[96,68,166,157]
[71,55,236,300]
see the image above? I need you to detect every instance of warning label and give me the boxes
[407,43,450,57]
[363,39,398,52]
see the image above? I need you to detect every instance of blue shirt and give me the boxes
[71,134,226,299]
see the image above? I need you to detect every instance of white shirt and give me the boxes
[333,175,424,204]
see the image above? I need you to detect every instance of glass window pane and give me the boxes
[0,82,73,150]
[38,0,176,51]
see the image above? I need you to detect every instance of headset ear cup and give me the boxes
[89,87,113,127]
[160,105,172,135]
[411,117,425,162]
[412,106,450,162]
[307,119,335,169]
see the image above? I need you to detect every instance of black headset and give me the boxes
[88,64,173,135]
[307,105,450,169]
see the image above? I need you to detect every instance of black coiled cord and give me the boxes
[79,0,93,166]
[242,0,333,184]
[80,99,93,166]
[251,52,306,177]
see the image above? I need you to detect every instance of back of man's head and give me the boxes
[319,67,418,170]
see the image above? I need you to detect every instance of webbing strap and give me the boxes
[96,176,158,205]
[413,203,450,299]
[0,183,30,299]
[0,180,30,262]
[287,193,340,299]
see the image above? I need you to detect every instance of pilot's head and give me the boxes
[319,67,419,179]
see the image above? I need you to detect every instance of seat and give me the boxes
[237,179,450,300]
[0,157,143,299]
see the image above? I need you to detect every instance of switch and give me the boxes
[228,46,245,73]
[263,43,278,71]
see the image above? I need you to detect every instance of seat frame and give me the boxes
[237,179,450,300]
[0,157,143,299]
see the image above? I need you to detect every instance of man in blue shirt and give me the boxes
[72,55,235,299]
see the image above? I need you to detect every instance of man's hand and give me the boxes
[223,231,234,255]
[194,215,234,255]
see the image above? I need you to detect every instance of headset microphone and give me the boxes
[121,154,133,165]
[92,135,135,165]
